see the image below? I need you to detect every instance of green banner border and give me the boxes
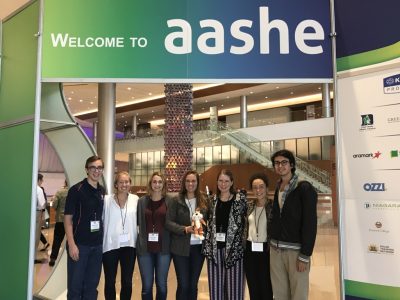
[345,280,400,300]
[337,41,400,72]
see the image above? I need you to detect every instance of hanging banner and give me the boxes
[41,0,332,81]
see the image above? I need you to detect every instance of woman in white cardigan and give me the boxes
[102,171,139,300]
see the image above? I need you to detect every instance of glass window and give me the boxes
[205,147,213,165]
[221,145,230,164]
[309,137,322,160]
[284,139,296,155]
[142,152,148,169]
[213,146,221,164]
[231,146,239,164]
[154,151,161,168]
[134,153,142,169]
[148,152,154,168]
[296,138,309,160]
[197,147,205,165]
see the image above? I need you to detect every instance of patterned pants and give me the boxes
[207,247,244,300]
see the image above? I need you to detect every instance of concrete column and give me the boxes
[93,121,97,144]
[97,83,116,194]
[322,83,331,118]
[240,95,248,128]
[132,115,137,137]
[210,106,218,131]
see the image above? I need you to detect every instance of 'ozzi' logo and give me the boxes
[363,183,385,192]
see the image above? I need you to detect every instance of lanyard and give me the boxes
[254,206,265,242]
[116,194,128,232]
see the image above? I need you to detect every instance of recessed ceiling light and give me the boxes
[202,107,205,110]
[131,96,135,99]
[249,91,254,94]
[136,113,139,116]
[79,99,83,102]
[221,104,224,107]
[127,87,132,91]
[290,92,294,95]
[205,100,208,103]
[68,97,72,100]
[121,115,125,118]
[151,110,154,113]
[265,96,269,99]
[71,91,74,94]
[226,96,230,99]
[318,87,321,90]
[275,86,280,89]
[148,92,152,96]
[90,101,94,104]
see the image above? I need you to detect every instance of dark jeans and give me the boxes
[50,222,65,260]
[172,244,205,300]
[244,241,273,300]
[137,252,171,300]
[67,244,103,300]
[103,247,136,300]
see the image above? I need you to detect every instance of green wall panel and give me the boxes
[0,123,35,299]
[0,1,39,121]
[0,1,39,299]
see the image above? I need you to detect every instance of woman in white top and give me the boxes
[102,171,139,300]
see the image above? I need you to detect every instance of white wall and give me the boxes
[226,107,291,129]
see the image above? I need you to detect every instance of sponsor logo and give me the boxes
[387,116,400,123]
[364,202,400,210]
[383,74,400,94]
[390,150,399,158]
[360,114,375,131]
[353,151,381,159]
[369,221,389,233]
[363,183,385,191]
[368,244,395,254]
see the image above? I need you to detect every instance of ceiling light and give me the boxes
[290,92,294,95]
[275,86,280,89]
[148,92,152,96]
[90,101,94,104]
[131,96,135,99]
[79,99,83,102]
[265,96,268,99]
[127,87,132,91]
[121,115,124,118]
[249,91,254,94]
[68,97,72,100]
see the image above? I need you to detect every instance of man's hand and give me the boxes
[296,259,308,272]
[68,243,79,261]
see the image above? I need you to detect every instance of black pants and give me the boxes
[102,247,136,300]
[244,241,273,300]
[50,222,65,260]
[40,232,48,245]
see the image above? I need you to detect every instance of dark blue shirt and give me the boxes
[64,178,105,246]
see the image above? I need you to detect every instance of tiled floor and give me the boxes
[34,197,340,299]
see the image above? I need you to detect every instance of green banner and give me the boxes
[0,1,40,299]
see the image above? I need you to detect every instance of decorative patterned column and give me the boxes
[164,84,193,192]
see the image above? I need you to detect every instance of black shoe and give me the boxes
[49,259,56,267]
[34,259,45,264]
[40,243,50,251]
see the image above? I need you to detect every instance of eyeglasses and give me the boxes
[88,166,104,172]
[273,160,289,167]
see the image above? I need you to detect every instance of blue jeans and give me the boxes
[67,244,103,300]
[172,245,205,300]
[137,252,171,300]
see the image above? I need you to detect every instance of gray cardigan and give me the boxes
[165,194,208,256]
[136,194,173,256]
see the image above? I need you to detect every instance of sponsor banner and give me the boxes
[41,0,332,81]
[338,66,400,298]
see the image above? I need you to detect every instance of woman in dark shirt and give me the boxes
[136,172,172,300]
[203,169,247,300]
[166,170,208,300]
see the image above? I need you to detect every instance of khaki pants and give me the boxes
[270,246,310,300]
[35,210,43,258]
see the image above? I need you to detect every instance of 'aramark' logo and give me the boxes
[383,74,400,94]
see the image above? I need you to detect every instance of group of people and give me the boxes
[62,149,317,300]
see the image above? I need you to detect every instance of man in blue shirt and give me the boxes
[64,156,105,300]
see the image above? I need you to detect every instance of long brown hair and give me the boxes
[180,170,207,210]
